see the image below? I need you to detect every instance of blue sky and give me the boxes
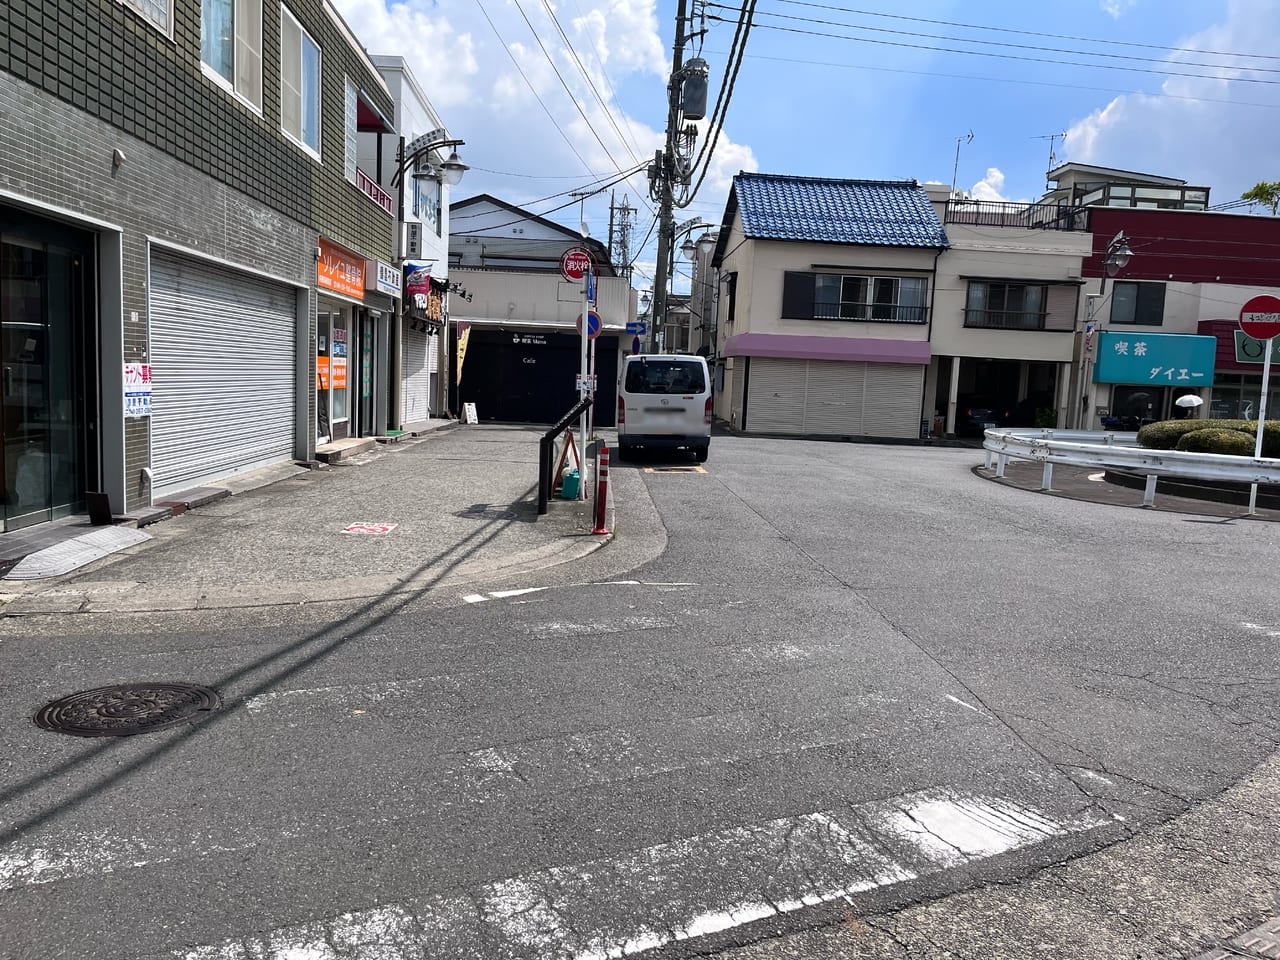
[334,0,1280,291]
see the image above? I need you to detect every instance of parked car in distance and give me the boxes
[616,354,712,462]
[956,406,1004,437]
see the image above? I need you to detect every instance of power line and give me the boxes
[538,0,649,166]
[766,0,1280,63]
[451,160,648,223]
[717,2,1280,72]
[708,14,1280,85]
[509,0,643,182]
[705,48,1280,110]
[685,0,756,206]
[473,0,597,175]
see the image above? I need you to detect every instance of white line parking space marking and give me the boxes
[171,787,1103,960]
[945,694,984,714]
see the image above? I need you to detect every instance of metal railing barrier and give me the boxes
[538,394,593,516]
[982,427,1280,509]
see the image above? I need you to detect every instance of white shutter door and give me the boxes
[401,326,433,423]
[861,363,924,438]
[746,358,806,433]
[149,253,297,494]
[803,360,865,435]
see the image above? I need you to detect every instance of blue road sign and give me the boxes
[577,311,602,339]
[626,321,648,334]
[587,270,596,304]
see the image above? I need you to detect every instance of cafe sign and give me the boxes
[317,238,365,300]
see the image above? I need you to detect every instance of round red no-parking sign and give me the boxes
[1240,294,1280,341]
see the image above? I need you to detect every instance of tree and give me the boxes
[1240,180,1280,215]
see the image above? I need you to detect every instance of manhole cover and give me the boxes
[34,683,222,737]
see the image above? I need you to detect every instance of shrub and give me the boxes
[1138,418,1280,456]
[1137,420,1210,450]
[1174,428,1258,456]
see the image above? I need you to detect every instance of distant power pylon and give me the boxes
[608,191,635,279]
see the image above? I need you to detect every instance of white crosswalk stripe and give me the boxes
[145,787,1104,960]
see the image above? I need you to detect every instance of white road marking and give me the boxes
[945,694,983,714]
[242,677,457,714]
[462,594,487,603]
[489,587,548,599]
[171,788,1101,960]
[468,747,516,775]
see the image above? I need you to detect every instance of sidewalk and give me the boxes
[0,423,612,615]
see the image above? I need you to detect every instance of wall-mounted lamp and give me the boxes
[314,246,323,261]
[112,148,126,170]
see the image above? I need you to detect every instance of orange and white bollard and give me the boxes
[592,443,610,535]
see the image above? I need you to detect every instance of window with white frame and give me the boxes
[121,0,173,33]
[280,5,321,157]
[201,0,262,109]
[784,271,928,323]
[343,80,358,182]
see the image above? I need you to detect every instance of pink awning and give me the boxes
[723,332,931,365]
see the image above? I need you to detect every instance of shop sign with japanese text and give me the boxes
[317,238,365,300]
[1093,332,1216,386]
[367,260,399,297]
[123,362,152,418]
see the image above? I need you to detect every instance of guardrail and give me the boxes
[981,427,1280,508]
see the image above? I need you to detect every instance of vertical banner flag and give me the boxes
[456,321,471,385]
[404,261,433,317]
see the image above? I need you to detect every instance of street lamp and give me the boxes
[1079,231,1135,427]
[390,128,466,424]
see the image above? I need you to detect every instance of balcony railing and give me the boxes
[945,200,1088,231]
[963,308,1048,331]
[813,303,928,324]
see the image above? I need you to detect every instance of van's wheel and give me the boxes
[694,445,709,463]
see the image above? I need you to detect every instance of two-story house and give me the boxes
[710,174,948,439]
[447,195,632,427]
[0,0,396,532]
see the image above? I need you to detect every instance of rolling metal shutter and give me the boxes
[744,358,807,433]
[149,253,297,495]
[401,326,434,423]
[802,360,864,435]
[741,357,923,438]
[861,363,924,438]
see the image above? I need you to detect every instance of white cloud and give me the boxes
[968,168,1012,202]
[1063,0,1280,201]
[332,0,757,250]
[1100,0,1137,18]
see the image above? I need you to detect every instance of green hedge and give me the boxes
[1138,418,1280,457]
[1174,428,1259,456]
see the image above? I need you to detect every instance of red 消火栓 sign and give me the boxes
[1239,294,1280,341]
[560,246,594,282]
[318,238,365,300]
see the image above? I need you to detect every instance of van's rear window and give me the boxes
[624,360,706,394]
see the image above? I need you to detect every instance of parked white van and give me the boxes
[616,354,712,462]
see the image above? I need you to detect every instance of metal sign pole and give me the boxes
[1249,345,1272,515]
[578,267,590,500]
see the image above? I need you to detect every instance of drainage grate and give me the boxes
[35,683,222,737]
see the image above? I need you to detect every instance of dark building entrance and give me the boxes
[457,328,618,427]
[0,208,98,531]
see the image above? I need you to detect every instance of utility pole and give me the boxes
[650,0,690,352]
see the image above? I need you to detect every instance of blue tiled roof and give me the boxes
[733,173,949,248]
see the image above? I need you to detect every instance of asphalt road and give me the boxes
[1,432,1277,959]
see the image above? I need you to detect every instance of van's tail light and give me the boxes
[704,397,713,425]
[618,396,625,426]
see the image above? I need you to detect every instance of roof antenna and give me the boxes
[1033,132,1066,190]
[950,130,974,199]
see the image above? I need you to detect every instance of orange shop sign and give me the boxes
[317,238,365,299]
